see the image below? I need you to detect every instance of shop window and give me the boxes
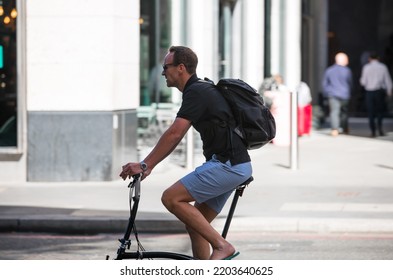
[219,1,233,79]
[0,0,17,147]
[139,0,171,106]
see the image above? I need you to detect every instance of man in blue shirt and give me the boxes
[322,52,353,136]
[360,51,393,137]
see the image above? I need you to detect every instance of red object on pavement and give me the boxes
[298,104,312,136]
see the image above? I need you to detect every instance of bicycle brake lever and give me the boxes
[127,174,141,188]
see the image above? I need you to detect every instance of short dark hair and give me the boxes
[369,51,379,60]
[169,46,198,74]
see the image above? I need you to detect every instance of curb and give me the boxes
[0,216,186,234]
[2,215,393,235]
[213,217,393,234]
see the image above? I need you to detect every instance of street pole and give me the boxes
[290,91,298,170]
[186,130,194,170]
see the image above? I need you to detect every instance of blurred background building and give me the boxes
[0,0,392,182]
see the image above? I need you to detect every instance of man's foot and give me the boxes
[210,242,236,260]
[222,251,240,260]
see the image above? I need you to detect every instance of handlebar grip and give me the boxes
[127,174,141,188]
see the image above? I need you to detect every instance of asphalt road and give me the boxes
[1,231,393,260]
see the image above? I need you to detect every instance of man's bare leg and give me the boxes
[186,203,218,259]
[161,181,235,260]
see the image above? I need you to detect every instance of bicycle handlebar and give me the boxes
[127,174,141,202]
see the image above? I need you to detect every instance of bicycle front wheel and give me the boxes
[117,251,195,260]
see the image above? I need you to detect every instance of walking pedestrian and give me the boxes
[360,51,393,137]
[322,52,353,136]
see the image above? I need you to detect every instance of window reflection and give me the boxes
[140,0,171,106]
[0,0,17,147]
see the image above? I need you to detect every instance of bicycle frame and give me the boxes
[107,174,253,260]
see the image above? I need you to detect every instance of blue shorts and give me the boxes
[180,155,252,213]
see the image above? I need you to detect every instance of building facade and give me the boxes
[1,0,280,182]
[6,0,390,182]
[1,0,140,182]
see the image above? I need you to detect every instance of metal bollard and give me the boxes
[186,130,194,170]
[290,91,298,170]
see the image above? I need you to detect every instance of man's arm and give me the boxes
[383,66,393,96]
[120,117,192,180]
[359,65,367,87]
[143,117,191,170]
[321,70,329,96]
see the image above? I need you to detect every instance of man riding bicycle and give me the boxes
[120,46,252,260]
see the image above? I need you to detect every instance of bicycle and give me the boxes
[106,174,253,260]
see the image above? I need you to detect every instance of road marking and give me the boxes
[280,203,393,213]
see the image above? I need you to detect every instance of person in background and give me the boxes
[322,52,353,136]
[360,51,393,137]
[263,74,292,146]
[297,81,312,136]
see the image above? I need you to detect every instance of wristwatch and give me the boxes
[140,161,148,172]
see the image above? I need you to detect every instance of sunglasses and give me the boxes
[162,63,176,71]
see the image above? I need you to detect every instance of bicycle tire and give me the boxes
[117,251,195,260]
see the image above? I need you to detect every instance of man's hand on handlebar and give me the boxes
[120,162,150,180]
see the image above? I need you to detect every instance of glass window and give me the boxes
[140,0,172,106]
[219,1,233,79]
[0,0,17,147]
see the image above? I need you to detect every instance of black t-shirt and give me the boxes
[177,75,250,165]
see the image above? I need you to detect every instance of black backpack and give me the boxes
[205,78,276,150]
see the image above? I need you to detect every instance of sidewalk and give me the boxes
[1,129,393,234]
